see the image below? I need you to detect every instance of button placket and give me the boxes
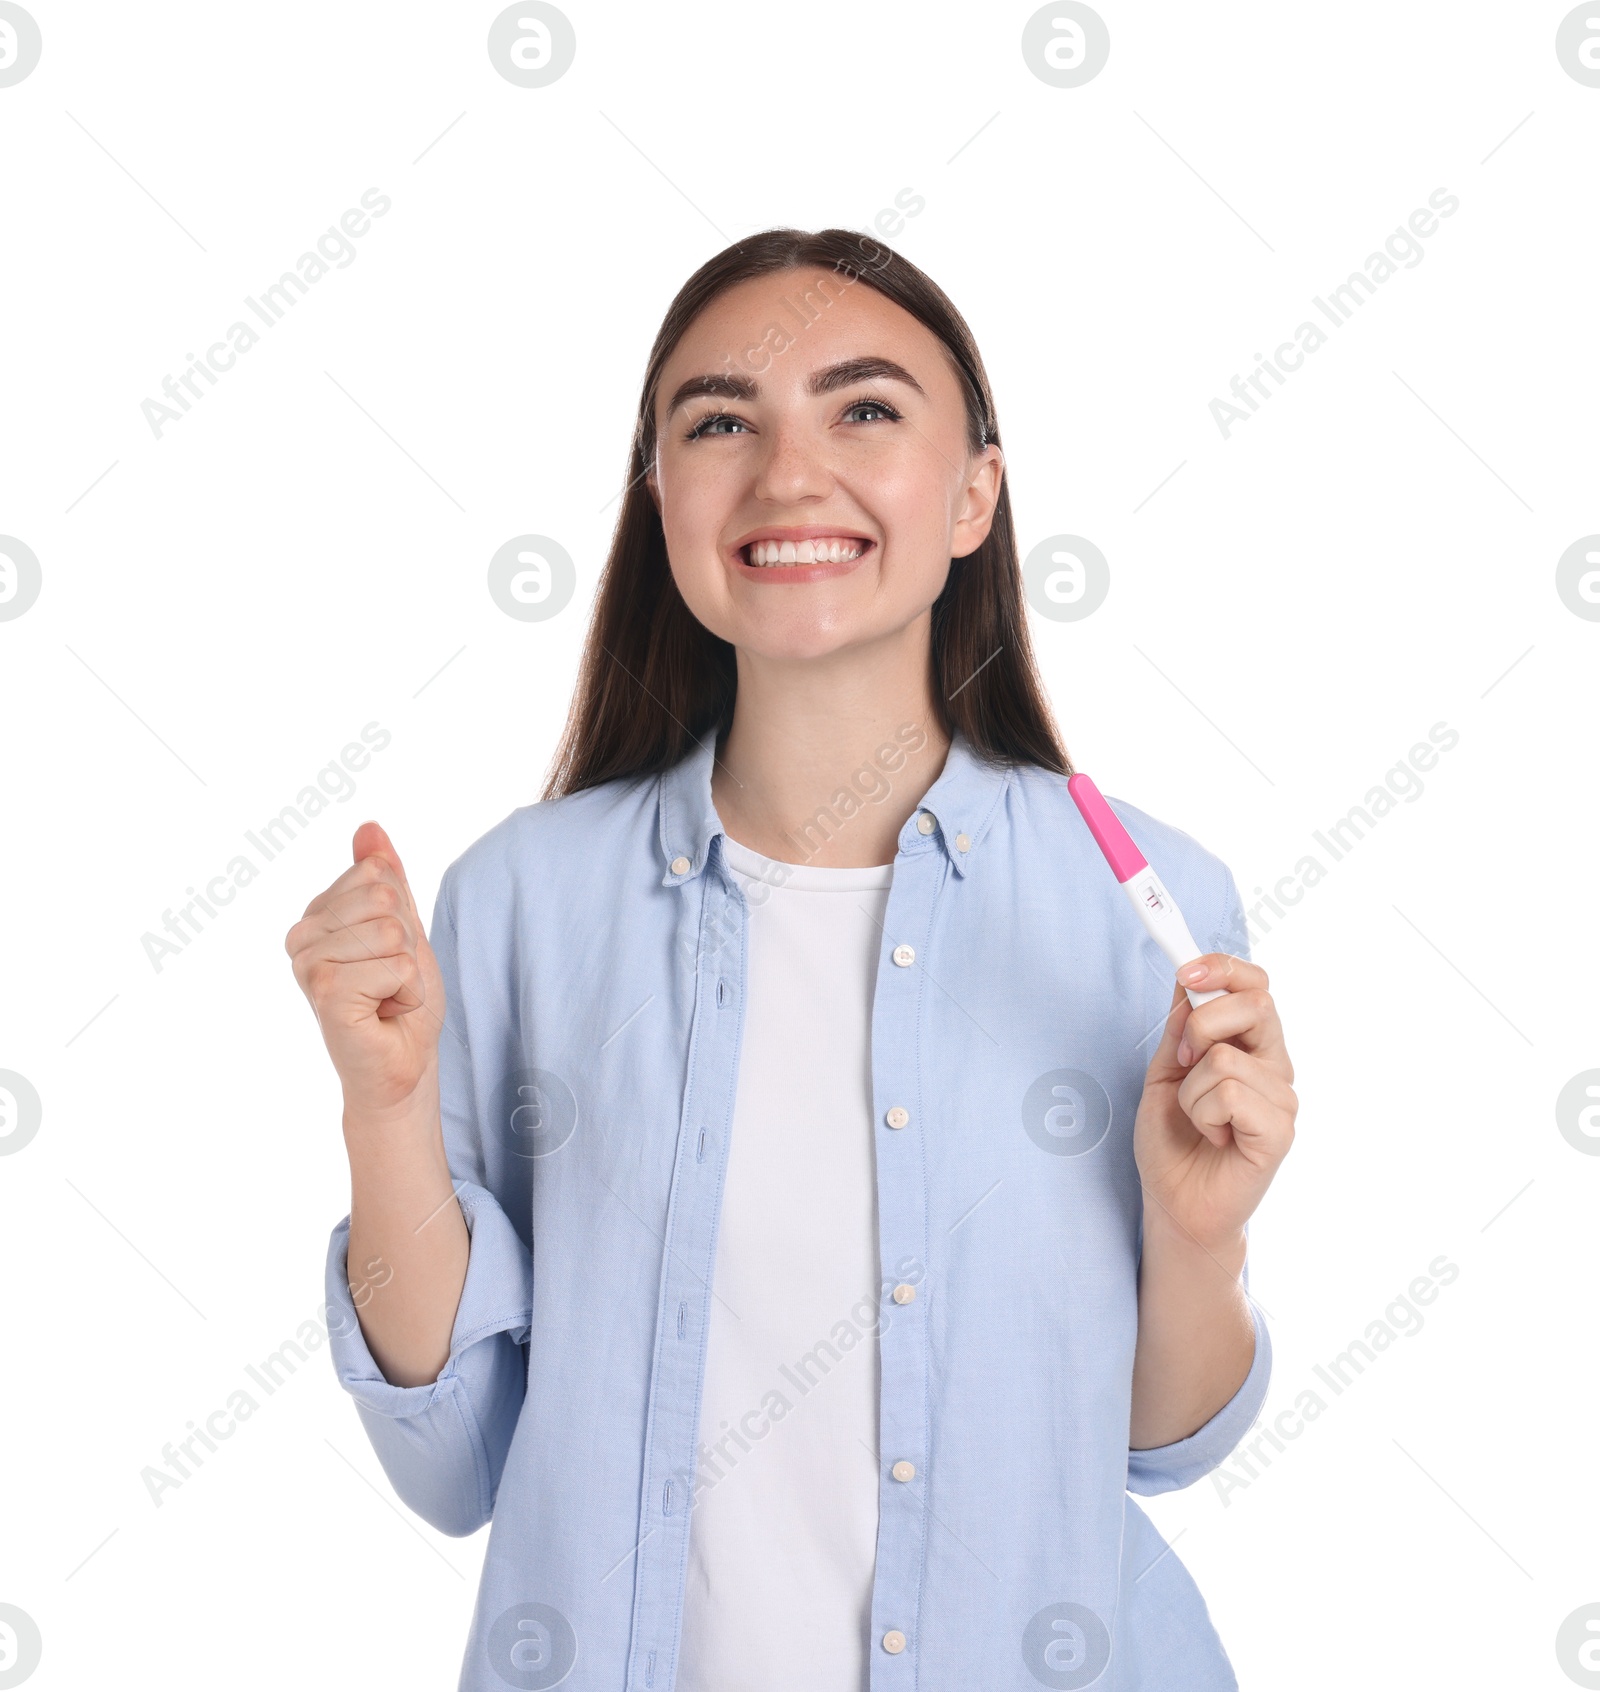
[866,844,937,1681]
[626,878,747,1688]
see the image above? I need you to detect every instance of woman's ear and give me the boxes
[951,444,1005,559]
[639,446,663,510]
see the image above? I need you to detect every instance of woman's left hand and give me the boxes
[1132,954,1297,1253]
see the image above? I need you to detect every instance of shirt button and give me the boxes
[892,1283,916,1304]
[891,944,915,967]
[882,1630,907,1653]
[891,1460,916,1481]
[955,832,971,852]
[669,855,690,875]
[915,811,936,834]
[885,1106,909,1129]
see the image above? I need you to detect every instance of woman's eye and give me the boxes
[844,398,902,424]
[686,411,748,440]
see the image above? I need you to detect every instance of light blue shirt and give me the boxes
[324,722,1272,1691]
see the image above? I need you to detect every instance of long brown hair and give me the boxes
[540,227,1071,799]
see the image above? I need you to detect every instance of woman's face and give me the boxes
[646,267,1004,661]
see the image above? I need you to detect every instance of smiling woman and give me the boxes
[294,226,1297,1692]
[540,229,1071,829]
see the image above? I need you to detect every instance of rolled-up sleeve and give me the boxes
[322,862,534,1537]
[324,1181,531,1535]
[1126,1278,1272,1495]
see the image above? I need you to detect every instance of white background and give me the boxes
[2,2,1596,1687]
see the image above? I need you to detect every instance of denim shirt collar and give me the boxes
[657,721,1013,888]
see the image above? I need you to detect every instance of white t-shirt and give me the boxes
[675,834,893,1692]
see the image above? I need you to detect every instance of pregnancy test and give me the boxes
[1067,772,1226,1008]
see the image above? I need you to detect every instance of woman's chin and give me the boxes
[723,611,920,665]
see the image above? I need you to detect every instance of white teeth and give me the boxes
[744,538,866,567]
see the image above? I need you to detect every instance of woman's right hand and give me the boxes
[284,821,447,1117]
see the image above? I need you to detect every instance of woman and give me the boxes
[288,228,1297,1691]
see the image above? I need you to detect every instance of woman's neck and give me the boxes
[709,633,952,869]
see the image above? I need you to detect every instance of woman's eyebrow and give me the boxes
[664,355,926,419]
[808,355,926,398]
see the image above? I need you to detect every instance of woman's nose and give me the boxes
[750,419,834,504]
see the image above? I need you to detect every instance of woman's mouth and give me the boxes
[736,536,875,569]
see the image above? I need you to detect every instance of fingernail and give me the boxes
[1178,962,1207,984]
[1176,1038,1193,1065]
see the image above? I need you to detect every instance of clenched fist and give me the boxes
[284,821,446,1117]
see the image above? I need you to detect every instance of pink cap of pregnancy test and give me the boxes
[1067,772,1148,883]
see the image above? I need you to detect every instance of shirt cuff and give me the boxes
[323,1178,533,1419]
[1126,1295,1272,1495]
